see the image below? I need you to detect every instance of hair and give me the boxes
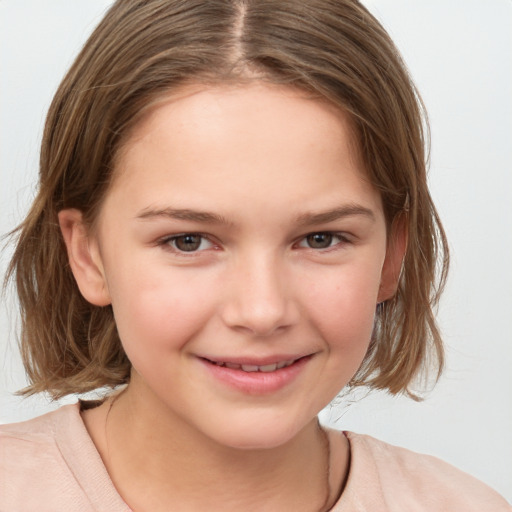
[6,0,448,400]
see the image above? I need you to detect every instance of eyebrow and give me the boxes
[295,204,375,226]
[136,207,232,225]
[136,203,375,227]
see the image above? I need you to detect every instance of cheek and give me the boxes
[294,263,382,403]
[107,265,218,358]
[303,264,381,352]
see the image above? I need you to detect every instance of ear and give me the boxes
[377,214,408,303]
[58,209,111,306]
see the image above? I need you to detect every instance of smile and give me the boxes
[209,359,297,372]
[199,355,312,394]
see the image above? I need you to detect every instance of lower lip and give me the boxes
[199,356,312,395]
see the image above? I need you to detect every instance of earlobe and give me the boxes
[58,209,111,306]
[377,214,408,303]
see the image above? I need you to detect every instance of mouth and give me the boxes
[204,358,300,373]
[198,354,312,394]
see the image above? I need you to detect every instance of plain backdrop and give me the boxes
[1,0,511,501]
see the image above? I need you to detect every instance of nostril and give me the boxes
[229,320,291,338]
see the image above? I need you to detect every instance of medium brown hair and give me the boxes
[6,0,448,399]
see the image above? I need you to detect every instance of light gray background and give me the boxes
[1,0,511,501]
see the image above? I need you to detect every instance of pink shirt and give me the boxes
[1,403,510,511]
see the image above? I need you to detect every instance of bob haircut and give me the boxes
[7,0,448,400]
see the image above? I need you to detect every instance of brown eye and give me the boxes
[305,233,333,249]
[173,234,204,252]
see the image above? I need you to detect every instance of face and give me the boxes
[63,83,400,449]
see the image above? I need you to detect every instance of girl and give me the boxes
[1,1,510,510]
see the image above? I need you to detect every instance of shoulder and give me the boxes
[340,431,511,511]
[0,405,64,464]
[0,403,129,512]
[0,402,83,451]
[0,405,79,509]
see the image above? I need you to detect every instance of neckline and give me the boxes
[57,402,359,511]
[52,403,132,511]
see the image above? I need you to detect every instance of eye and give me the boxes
[297,232,349,250]
[162,233,214,253]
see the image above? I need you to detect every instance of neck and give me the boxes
[83,383,341,512]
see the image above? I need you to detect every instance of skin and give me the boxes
[59,83,405,511]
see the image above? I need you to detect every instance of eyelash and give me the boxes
[157,231,352,255]
[296,232,351,250]
[158,233,216,254]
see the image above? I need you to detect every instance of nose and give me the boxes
[220,253,299,337]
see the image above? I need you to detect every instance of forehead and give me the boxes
[104,83,380,222]
[118,82,361,169]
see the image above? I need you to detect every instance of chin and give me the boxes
[205,413,311,451]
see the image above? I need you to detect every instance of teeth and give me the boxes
[241,364,259,372]
[211,359,297,372]
[259,363,278,372]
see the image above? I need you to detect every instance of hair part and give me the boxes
[6,0,448,400]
